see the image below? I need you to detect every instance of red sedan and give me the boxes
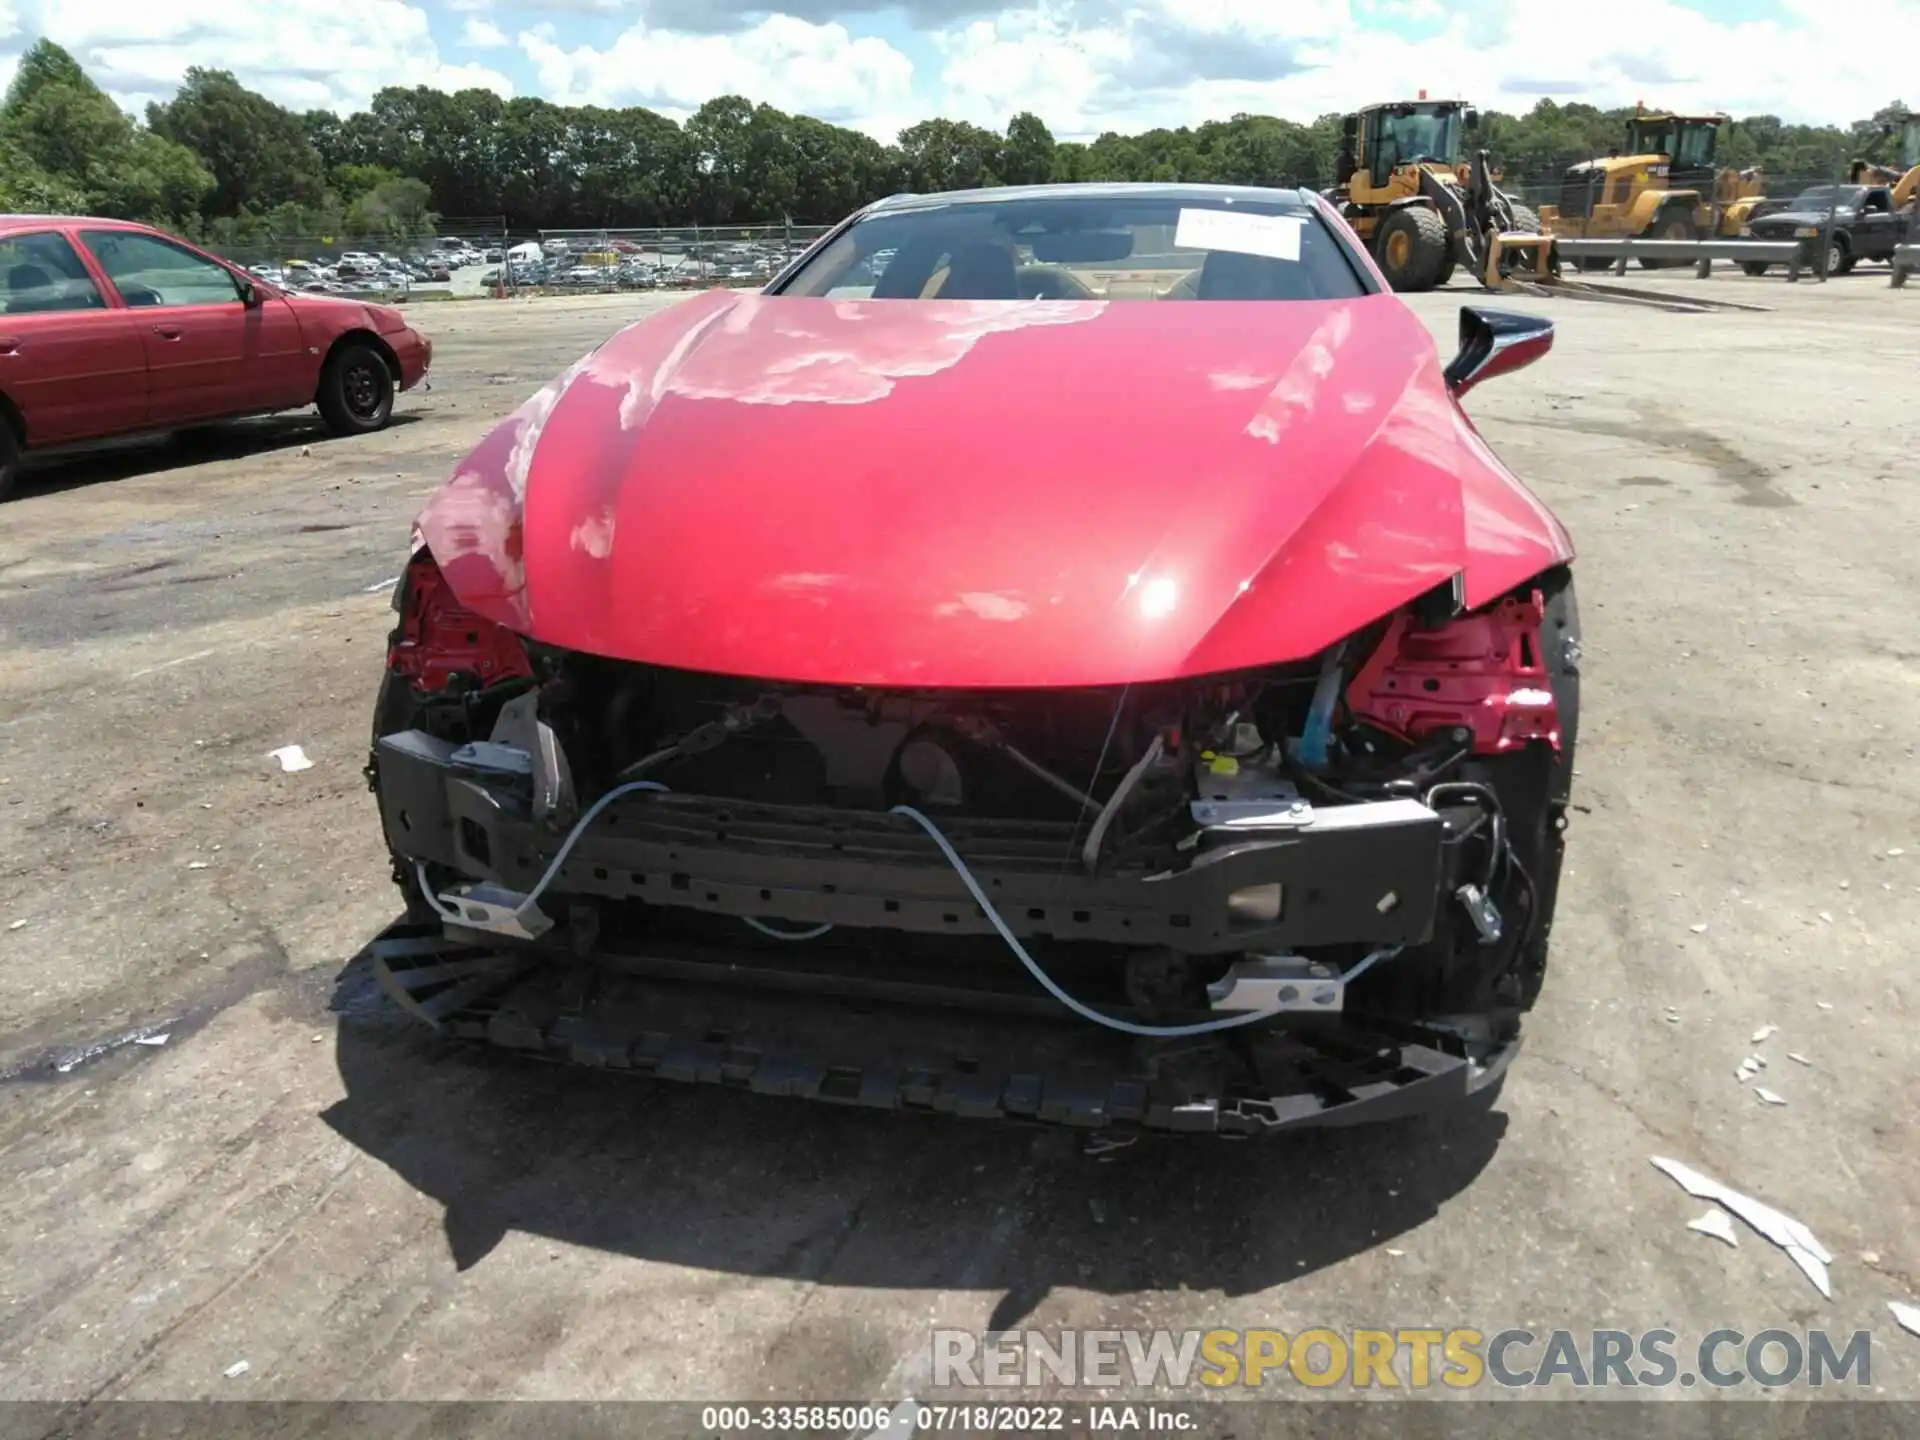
[0,216,433,499]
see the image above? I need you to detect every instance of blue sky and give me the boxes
[2,0,1912,140]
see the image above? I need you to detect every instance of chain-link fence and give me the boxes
[192,218,518,302]
[518,223,834,294]
[1498,171,1856,217]
[180,167,1904,305]
[188,221,831,301]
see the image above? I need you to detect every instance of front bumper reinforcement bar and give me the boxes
[374,731,1453,955]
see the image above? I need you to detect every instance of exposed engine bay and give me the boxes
[368,552,1579,1136]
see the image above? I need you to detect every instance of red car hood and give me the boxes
[418,290,1570,688]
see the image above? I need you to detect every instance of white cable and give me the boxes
[1080,733,1164,875]
[418,778,671,924]
[892,803,1302,1038]
[418,774,1388,1038]
[744,917,835,941]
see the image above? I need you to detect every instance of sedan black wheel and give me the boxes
[318,342,396,436]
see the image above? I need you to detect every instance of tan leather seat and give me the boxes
[937,243,1020,299]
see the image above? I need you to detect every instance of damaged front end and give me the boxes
[366,551,1579,1136]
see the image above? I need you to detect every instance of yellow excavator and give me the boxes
[1848,109,1920,215]
[1538,108,1771,268]
[1326,96,1541,291]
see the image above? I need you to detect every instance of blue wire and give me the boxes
[743,916,835,941]
[891,803,1308,1038]
[426,774,1391,1037]
[512,779,672,918]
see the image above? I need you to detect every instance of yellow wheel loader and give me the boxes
[1326,97,1541,291]
[1848,110,1920,218]
[1538,108,1770,269]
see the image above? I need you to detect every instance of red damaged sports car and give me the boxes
[367,183,1578,1136]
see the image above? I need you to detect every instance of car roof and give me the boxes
[0,215,156,234]
[862,182,1321,214]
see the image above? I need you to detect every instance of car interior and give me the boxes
[778,201,1368,302]
[0,239,107,315]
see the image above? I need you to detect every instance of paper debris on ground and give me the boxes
[186,861,209,870]
[1889,1303,1920,1338]
[269,745,313,773]
[7,919,23,931]
[223,1360,250,1379]
[1687,1210,1739,1246]
[1788,1052,1811,1066]
[1755,1087,1787,1106]
[1736,1057,1761,1081]
[135,1033,169,1047]
[1816,1000,1834,1010]
[1689,923,1709,934]
[1650,1156,1831,1299]
[1751,1024,1776,1043]
[363,575,400,594]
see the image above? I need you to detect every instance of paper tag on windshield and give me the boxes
[1174,208,1304,262]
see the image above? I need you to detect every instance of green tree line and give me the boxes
[1,37,1908,245]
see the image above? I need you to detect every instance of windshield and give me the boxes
[1792,185,1864,209]
[1377,108,1461,167]
[774,194,1366,302]
[1626,120,1717,170]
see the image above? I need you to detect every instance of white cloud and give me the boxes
[519,13,916,137]
[461,16,509,47]
[5,0,1911,147]
[0,0,19,99]
[20,0,512,114]
[933,0,1920,139]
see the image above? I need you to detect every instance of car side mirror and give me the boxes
[1444,305,1553,398]
[239,280,262,309]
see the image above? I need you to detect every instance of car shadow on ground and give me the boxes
[320,942,1506,1322]
[14,414,423,500]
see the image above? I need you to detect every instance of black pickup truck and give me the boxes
[1743,183,1909,275]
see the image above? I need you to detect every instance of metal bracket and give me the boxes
[1455,882,1504,944]
[490,693,575,827]
[1207,954,1346,1013]
[449,740,533,777]
[433,881,554,942]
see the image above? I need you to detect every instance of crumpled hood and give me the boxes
[417,289,1570,688]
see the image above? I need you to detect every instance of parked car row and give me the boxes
[480,250,793,292]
